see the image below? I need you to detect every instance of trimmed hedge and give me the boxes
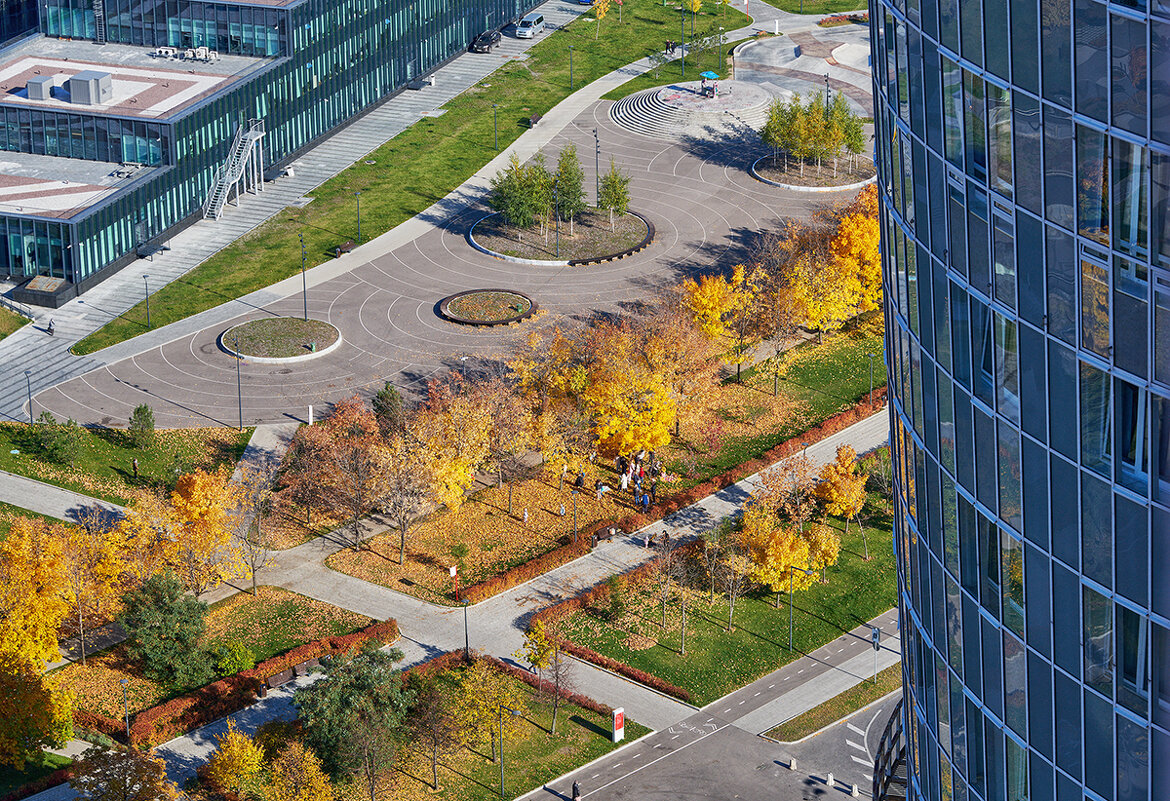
[554,640,693,704]
[72,619,400,747]
[458,393,887,605]
[0,768,74,801]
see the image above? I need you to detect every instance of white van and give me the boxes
[516,12,545,38]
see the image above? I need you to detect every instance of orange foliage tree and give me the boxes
[413,375,493,512]
[170,468,245,597]
[816,444,871,557]
[0,517,70,667]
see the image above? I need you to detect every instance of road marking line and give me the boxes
[847,740,867,752]
[851,755,871,766]
[753,692,761,696]
[582,725,730,798]
[847,723,866,736]
[768,684,775,688]
[631,753,642,759]
[738,700,745,705]
[783,676,790,681]
[671,735,680,740]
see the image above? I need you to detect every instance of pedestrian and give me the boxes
[132,457,139,480]
[650,477,658,505]
[572,780,581,800]
[575,473,585,490]
[620,470,629,492]
[634,473,643,495]
[559,502,565,516]
[523,508,529,525]
[640,493,650,512]
[47,318,55,336]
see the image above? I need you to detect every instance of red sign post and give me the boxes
[612,707,625,743]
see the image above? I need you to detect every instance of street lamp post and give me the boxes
[719,26,724,68]
[554,178,560,258]
[868,352,874,399]
[787,565,817,651]
[498,705,522,799]
[569,45,575,91]
[354,191,362,243]
[119,678,130,740]
[824,73,830,109]
[464,600,471,660]
[300,233,308,321]
[24,370,32,424]
[679,5,686,78]
[233,334,243,431]
[593,128,600,206]
[493,104,499,152]
[142,274,151,329]
[571,490,578,542]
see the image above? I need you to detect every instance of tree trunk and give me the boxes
[610,207,614,231]
[661,582,669,628]
[508,483,514,516]
[859,517,869,560]
[775,591,781,609]
[78,606,86,666]
[552,691,561,733]
[727,589,736,631]
[431,743,439,790]
[400,525,407,566]
[680,594,687,656]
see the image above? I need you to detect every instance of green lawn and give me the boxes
[554,500,896,705]
[766,663,901,741]
[0,305,29,342]
[0,422,252,507]
[666,316,886,491]
[601,36,753,101]
[72,3,749,357]
[0,753,71,796]
[775,0,866,12]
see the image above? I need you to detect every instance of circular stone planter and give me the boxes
[439,289,536,326]
[468,210,654,266]
[220,317,342,364]
[751,155,877,193]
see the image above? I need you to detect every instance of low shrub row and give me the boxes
[0,768,74,801]
[73,620,400,747]
[460,392,885,606]
[819,11,869,25]
[556,640,694,704]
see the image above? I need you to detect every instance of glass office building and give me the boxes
[0,0,536,303]
[870,0,1170,799]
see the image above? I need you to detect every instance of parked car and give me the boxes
[515,12,545,38]
[470,29,502,52]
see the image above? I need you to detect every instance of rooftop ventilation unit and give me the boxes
[67,71,113,105]
[26,75,55,100]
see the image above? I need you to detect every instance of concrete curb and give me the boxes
[750,155,876,192]
[467,210,654,267]
[564,653,700,711]
[761,687,901,746]
[513,730,657,801]
[216,322,341,364]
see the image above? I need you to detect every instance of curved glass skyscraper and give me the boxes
[870,0,1170,799]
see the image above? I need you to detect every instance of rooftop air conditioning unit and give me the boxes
[67,71,112,105]
[26,75,55,100]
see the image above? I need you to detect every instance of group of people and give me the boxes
[569,450,663,512]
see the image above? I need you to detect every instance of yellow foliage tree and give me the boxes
[117,491,180,582]
[641,292,722,436]
[414,375,493,511]
[683,266,767,382]
[170,468,245,597]
[0,518,69,667]
[514,621,555,693]
[585,368,676,457]
[204,720,264,798]
[816,444,870,554]
[742,504,815,607]
[594,0,610,37]
[830,185,881,312]
[452,660,528,762]
[264,741,334,801]
[0,653,73,770]
[804,522,842,583]
[682,273,736,339]
[62,519,126,666]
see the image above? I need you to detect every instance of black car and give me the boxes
[470,29,501,53]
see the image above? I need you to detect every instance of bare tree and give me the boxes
[234,456,279,595]
[718,547,753,632]
[548,646,576,734]
[408,678,459,791]
[652,534,678,629]
[379,433,430,565]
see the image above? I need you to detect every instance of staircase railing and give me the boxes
[203,120,265,220]
[93,0,106,44]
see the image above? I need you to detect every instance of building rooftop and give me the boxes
[0,37,272,120]
[0,151,158,218]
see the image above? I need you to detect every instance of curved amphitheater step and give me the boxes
[610,80,772,140]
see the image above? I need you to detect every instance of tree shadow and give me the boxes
[569,714,608,738]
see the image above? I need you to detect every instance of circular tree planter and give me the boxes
[439,289,536,326]
[220,317,342,363]
[468,210,653,266]
[751,154,877,193]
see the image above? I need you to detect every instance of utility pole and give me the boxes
[233,334,243,431]
[300,232,308,321]
[593,128,600,206]
[142,274,151,328]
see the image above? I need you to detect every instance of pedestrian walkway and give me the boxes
[0,470,122,523]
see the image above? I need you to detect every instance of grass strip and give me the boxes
[72,3,748,356]
[773,0,866,12]
[601,35,755,101]
[0,753,72,797]
[0,305,29,341]
[765,662,901,742]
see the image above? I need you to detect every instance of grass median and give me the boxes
[0,305,28,341]
[601,35,754,101]
[72,3,748,357]
[766,663,901,742]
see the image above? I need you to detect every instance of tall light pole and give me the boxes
[824,73,830,110]
[142,274,151,329]
[569,45,575,91]
[571,489,578,542]
[493,104,499,152]
[24,370,32,424]
[499,705,522,799]
[718,26,724,68]
[868,352,874,400]
[788,565,817,651]
[233,334,243,432]
[119,678,130,740]
[464,600,471,660]
[554,177,560,259]
[300,232,308,321]
[593,128,600,206]
[679,5,686,78]
[354,191,362,243]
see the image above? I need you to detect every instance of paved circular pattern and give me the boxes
[609,80,771,139]
[439,289,535,326]
[750,155,877,193]
[34,99,839,428]
[468,210,652,266]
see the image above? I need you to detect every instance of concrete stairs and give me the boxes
[609,85,771,139]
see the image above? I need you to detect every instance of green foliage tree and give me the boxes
[372,382,406,439]
[294,647,412,801]
[127,404,155,449]
[489,154,537,231]
[555,144,588,226]
[70,746,179,801]
[408,676,459,791]
[211,639,256,677]
[597,157,631,230]
[527,152,554,238]
[118,573,212,690]
[35,411,83,467]
[761,91,866,176]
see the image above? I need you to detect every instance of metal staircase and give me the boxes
[203,119,266,220]
[93,0,106,44]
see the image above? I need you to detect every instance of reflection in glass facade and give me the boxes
[871,0,1170,798]
[0,0,537,295]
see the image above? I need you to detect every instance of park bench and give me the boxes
[333,239,355,258]
[528,113,542,128]
[266,668,295,690]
